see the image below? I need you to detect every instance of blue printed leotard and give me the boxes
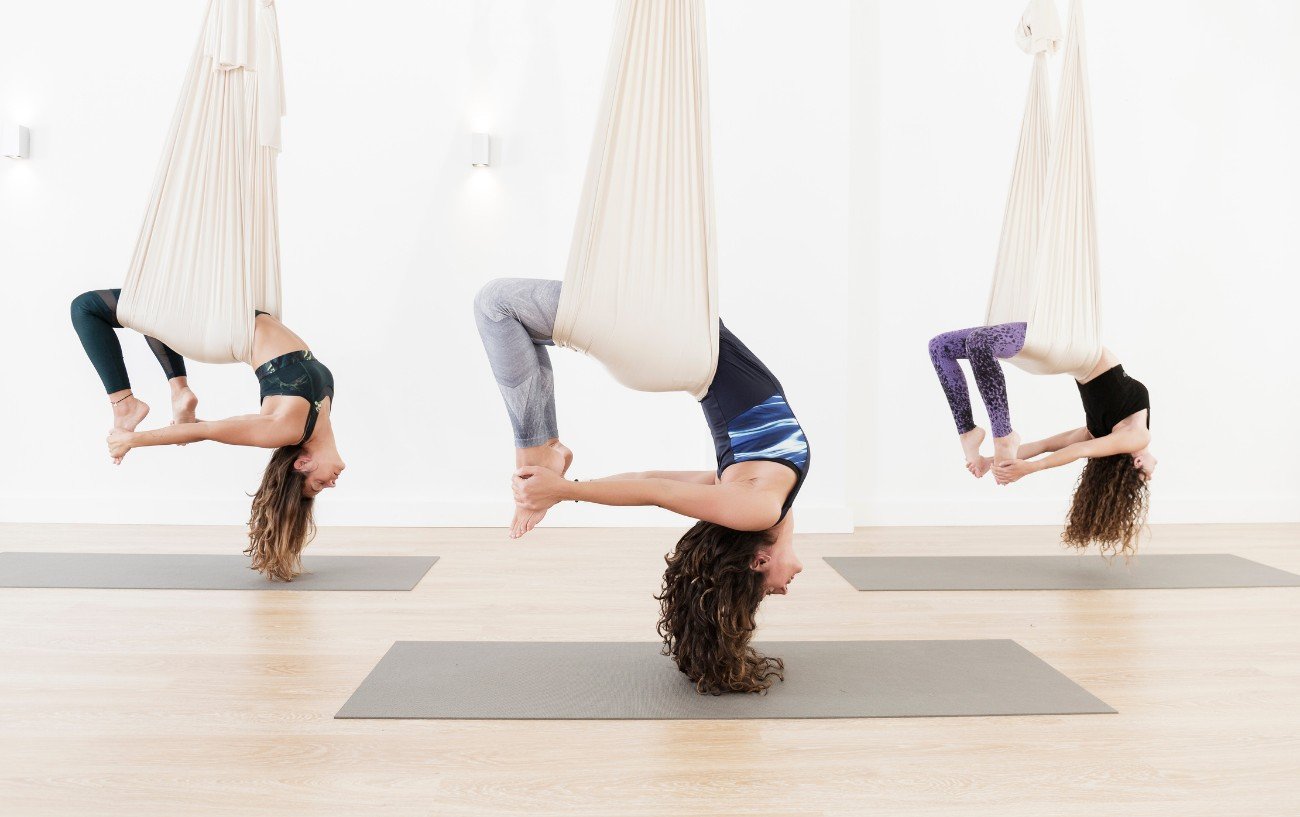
[699,322,810,521]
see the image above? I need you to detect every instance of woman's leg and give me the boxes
[71,290,130,392]
[473,278,570,537]
[473,278,563,448]
[928,327,979,435]
[71,289,197,431]
[929,326,990,476]
[135,304,199,424]
[964,322,1026,462]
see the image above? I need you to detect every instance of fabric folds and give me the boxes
[553,0,720,399]
[987,0,1102,379]
[118,0,285,365]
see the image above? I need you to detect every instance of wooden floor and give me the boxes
[1,523,1297,816]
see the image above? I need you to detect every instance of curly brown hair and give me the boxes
[1062,454,1149,557]
[245,446,316,581]
[655,521,784,695]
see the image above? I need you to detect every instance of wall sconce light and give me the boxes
[471,132,491,168]
[2,125,30,159]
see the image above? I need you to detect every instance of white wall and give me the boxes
[853,0,1300,524]
[1,0,1296,530]
[0,0,853,530]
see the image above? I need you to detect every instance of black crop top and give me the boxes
[1077,364,1150,438]
[699,322,810,522]
[251,311,335,446]
[255,350,335,446]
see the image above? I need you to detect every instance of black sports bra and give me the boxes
[255,350,335,445]
[1077,364,1150,438]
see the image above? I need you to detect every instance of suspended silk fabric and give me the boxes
[553,0,720,399]
[987,0,1103,379]
[118,0,286,365]
[984,0,1059,329]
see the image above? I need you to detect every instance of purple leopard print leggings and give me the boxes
[927,322,1027,438]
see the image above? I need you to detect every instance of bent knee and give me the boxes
[70,290,102,318]
[473,279,513,320]
[927,333,951,361]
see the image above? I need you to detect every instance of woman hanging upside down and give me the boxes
[474,278,809,695]
[71,289,345,580]
[928,321,1155,555]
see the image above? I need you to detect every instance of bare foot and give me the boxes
[993,430,1021,465]
[107,429,133,466]
[553,441,573,477]
[510,505,547,539]
[968,455,993,479]
[515,439,573,475]
[959,427,987,477]
[508,440,574,535]
[111,395,150,432]
[171,387,198,425]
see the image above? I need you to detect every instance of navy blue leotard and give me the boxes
[699,322,810,522]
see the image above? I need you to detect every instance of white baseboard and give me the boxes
[0,495,857,533]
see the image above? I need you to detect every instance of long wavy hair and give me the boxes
[246,446,316,581]
[656,521,784,695]
[1062,454,1149,557]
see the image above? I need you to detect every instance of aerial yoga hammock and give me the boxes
[69,0,344,581]
[473,0,808,694]
[926,0,1154,555]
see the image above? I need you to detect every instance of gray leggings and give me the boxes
[473,278,563,447]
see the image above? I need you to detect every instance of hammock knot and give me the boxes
[1016,0,1063,55]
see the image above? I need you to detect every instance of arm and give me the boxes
[110,414,299,456]
[995,427,1151,483]
[575,478,780,530]
[513,467,780,531]
[1016,427,1092,460]
[586,470,718,485]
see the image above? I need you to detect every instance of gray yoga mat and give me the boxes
[824,554,1300,592]
[335,639,1113,720]
[0,552,438,591]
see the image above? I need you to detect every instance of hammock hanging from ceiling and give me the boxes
[985,0,1103,379]
[552,0,720,399]
[118,0,286,365]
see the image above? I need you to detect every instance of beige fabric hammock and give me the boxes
[118,0,285,365]
[986,0,1103,379]
[552,0,720,399]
